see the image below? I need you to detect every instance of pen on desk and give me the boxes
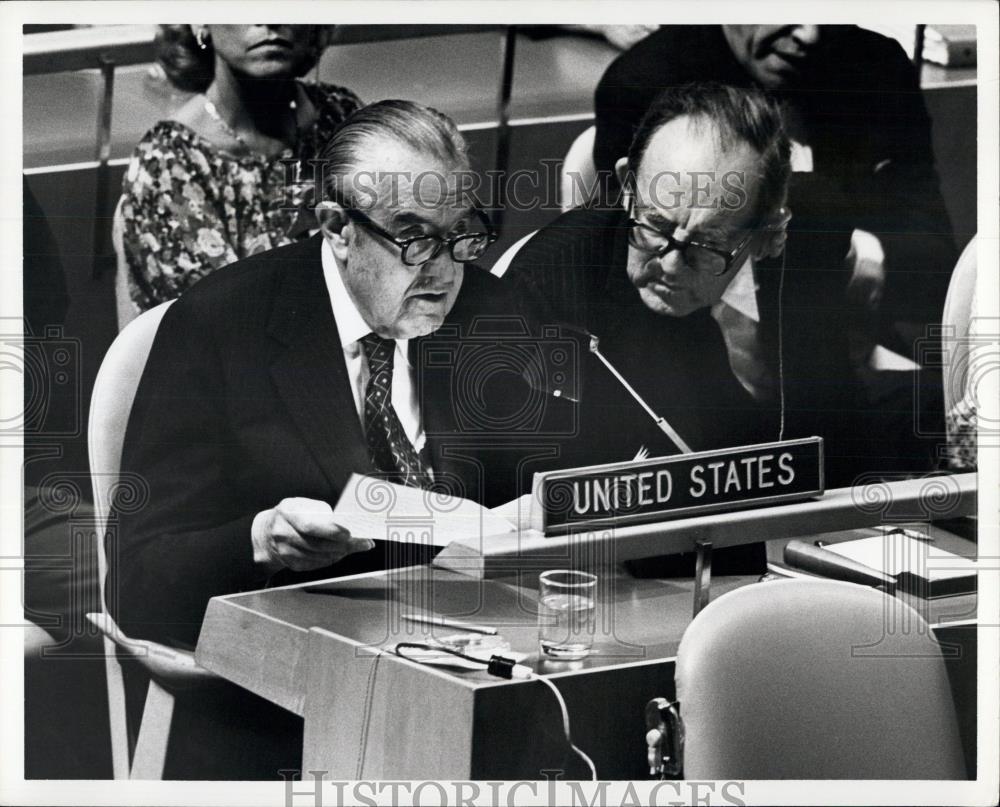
[402,614,498,635]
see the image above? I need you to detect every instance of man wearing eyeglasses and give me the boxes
[506,83,894,491]
[592,25,957,358]
[110,100,551,778]
[113,100,521,655]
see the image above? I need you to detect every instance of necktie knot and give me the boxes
[360,333,395,376]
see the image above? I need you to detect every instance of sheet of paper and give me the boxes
[490,493,536,532]
[824,533,977,579]
[332,474,515,547]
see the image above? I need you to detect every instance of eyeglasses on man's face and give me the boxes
[344,206,498,267]
[626,200,756,277]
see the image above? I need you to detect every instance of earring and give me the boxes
[196,28,210,50]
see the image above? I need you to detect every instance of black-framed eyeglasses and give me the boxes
[344,206,498,267]
[626,200,756,277]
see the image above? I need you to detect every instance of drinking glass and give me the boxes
[537,569,598,660]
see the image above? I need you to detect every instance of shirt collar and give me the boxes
[717,254,760,322]
[321,238,411,361]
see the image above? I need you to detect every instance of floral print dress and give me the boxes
[120,82,361,313]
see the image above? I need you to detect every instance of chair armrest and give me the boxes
[86,612,216,687]
[23,621,58,656]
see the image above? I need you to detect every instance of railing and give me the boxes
[23,25,519,277]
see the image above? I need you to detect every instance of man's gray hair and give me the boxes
[626,82,791,222]
[320,99,468,207]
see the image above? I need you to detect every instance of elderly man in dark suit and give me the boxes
[506,83,929,498]
[593,25,956,341]
[110,100,570,778]
[111,100,546,650]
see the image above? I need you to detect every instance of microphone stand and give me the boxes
[588,333,712,613]
[587,334,693,455]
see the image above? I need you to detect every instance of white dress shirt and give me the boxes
[321,239,425,453]
[709,140,885,399]
[710,255,775,402]
[789,140,814,173]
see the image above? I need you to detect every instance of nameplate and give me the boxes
[532,437,824,535]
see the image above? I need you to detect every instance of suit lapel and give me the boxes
[267,237,371,493]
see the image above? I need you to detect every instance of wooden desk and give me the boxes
[195,533,977,779]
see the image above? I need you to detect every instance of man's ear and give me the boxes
[614,157,632,211]
[752,205,792,259]
[316,201,351,261]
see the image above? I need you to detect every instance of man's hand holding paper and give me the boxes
[331,474,516,548]
[251,497,375,573]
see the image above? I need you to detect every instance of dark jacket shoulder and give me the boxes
[156,234,324,331]
[503,205,630,328]
[597,25,742,96]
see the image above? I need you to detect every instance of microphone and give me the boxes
[520,322,693,455]
[587,333,693,454]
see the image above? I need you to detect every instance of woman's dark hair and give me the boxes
[155,25,214,93]
[154,25,328,94]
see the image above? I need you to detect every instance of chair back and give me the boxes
[942,236,978,418]
[111,195,141,331]
[87,300,174,778]
[89,299,175,590]
[675,578,966,779]
[559,125,597,212]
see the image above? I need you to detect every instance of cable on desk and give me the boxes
[394,642,530,678]
[777,242,788,442]
[394,642,597,779]
[533,674,598,780]
[356,649,383,779]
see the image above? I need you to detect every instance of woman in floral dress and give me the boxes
[119,24,361,325]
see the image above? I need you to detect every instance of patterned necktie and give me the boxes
[360,333,433,488]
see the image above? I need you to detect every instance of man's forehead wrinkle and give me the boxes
[389,209,433,226]
[385,201,475,235]
[636,191,744,243]
[635,116,763,234]
[345,133,469,209]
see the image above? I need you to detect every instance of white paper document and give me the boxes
[823,533,977,580]
[332,474,516,547]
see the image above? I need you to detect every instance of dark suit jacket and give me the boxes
[593,24,956,321]
[110,235,547,647]
[502,204,902,490]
